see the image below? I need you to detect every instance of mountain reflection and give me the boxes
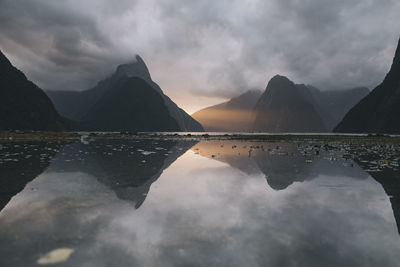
[192,140,400,234]
[0,142,60,212]
[0,139,196,212]
[354,158,400,234]
[46,139,197,208]
[191,140,368,190]
[1,139,400,266]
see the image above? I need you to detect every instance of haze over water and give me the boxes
[0,139,399,266]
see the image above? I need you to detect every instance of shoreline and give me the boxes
[1,131,400,144]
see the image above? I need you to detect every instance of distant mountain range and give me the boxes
[47,55,203,132]
[253,75,328,133]
[335,38,400,134]
[0,50,203,132]
[192,90,262,132]
[194,75,368,133]
[2,36,399,133]
[0,50,65,131]
[304,86,370,130]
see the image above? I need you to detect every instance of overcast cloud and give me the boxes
[0,0,399,113]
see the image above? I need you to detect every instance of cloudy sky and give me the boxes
[0,0,399,113]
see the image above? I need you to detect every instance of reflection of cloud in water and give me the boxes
[47,139,197,208]
[0,171,127,267]
[98,152,400,267]
[0,142,59,212]
[0,141,400,266]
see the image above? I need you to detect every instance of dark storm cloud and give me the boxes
[0,0,399,106]
[0,0,137,90]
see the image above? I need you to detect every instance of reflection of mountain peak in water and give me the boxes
[193,140,400,234]
[254,151,317,190]
[192,141,368,190]
[47,139,197,208]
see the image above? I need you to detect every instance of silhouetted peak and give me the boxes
[394,37,400,64]
[268,75,295,88]
[389,37,400,73]
[383,37,400,83]
[0,50,15,70]
[0,49,64,131]
[0,49,28,81]
[0,50,9,64]
[115,54,151,81]
[334,37,400,134]
[263,75,297,97]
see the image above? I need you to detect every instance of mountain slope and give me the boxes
[0,50,64,131]
[300,86,370,131]
[192,90,262,132]
[335,38,400,134]
[47,55,203,131]
[82,77,180,131]
[252,75,327,133]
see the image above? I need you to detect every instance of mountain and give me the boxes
[192,90,262,132]
[252,75,327,133]
[0,50,64,131]
[47,55,203,132]
[303,86,370,131]
[82,77,181,131]
[192,83,367,133]
[334,38,400,134]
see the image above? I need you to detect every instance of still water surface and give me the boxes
[0,139,399,266]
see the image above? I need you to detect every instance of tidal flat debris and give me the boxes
[141,151,156,156]
[37,248,74,265]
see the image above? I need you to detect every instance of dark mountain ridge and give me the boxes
[335,37,400,134]
[252,75,328,133]
[47,55,203,132]
[82,77,181,131]
[304,86,370,131]
[193,74,367,133]
[0,50,65,131]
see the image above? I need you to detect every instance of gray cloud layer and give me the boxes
[0,0,399,110]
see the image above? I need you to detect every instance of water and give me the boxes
[0,139,399,266]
